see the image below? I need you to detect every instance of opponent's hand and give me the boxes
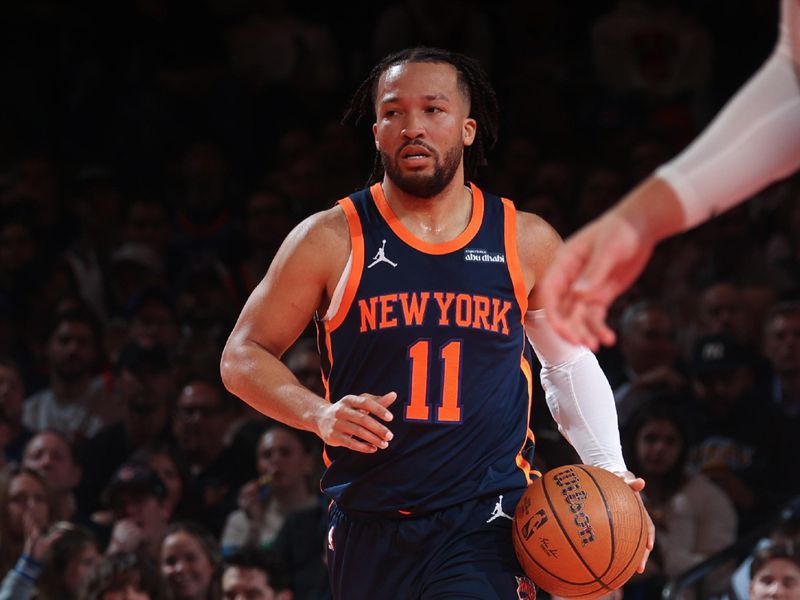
[315,392,396,453]
[618,470,655,574]
[540,213,653,350]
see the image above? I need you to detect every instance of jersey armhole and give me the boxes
[325,198,364,331]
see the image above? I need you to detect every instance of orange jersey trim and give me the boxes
[515,355,536,484]
[502,198,529,316]
[370,182,484,255]
[328,198,365,332]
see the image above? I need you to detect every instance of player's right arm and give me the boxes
[220,207,395,454]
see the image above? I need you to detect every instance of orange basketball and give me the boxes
[512,464,647,599]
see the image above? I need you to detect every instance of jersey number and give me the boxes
[405,339,462,423]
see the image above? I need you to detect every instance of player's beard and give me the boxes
[381,142,463,199]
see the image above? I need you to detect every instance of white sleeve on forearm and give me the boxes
[525,309,627,474]
[656,0,800,229]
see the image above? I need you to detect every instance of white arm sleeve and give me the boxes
[525,309,627,474]
[656,0,800,229]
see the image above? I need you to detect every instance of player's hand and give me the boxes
[540,213,653,351]
[618,470,655,574]
[315,392,396,453]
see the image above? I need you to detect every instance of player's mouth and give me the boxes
[399,144,434,161]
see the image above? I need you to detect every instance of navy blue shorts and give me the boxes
[326,490,537,600]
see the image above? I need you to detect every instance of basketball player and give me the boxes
[221,47,653,599]
[541,0,800,350]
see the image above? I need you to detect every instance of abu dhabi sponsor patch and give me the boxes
[464,248,505,263]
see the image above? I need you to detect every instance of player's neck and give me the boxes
[380,175,473,244]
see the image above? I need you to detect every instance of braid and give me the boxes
[342,47,499,185]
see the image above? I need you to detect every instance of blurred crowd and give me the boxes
[0,0,798,598]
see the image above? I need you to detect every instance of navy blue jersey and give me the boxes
[316,183,536,513]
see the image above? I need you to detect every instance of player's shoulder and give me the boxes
[275,203,350,275]
[513,205,563,255]
[510,205,564,296]
[285,203,349,250]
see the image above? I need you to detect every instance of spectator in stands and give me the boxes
[82,551,165,600]
[622,398,737,598]
[0,357,32,465]
[160,521,222,600]
[221,548,291,600]
[221,423,320,555]
[0,467,54,575]
[608,299,688,426]
[80,342,177,514]
[688,333,778,530]
[21,430,85,523]
[102,461,172,562]
[173,375,253,537]
[748,543,800,600]
[22,304,113,443]
[0,521,100,600]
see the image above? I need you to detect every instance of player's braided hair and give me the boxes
[343,47,499,185]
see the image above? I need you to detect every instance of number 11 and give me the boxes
[405,339,463,423]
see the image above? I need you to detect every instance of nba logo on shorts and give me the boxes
[515,576,536,599]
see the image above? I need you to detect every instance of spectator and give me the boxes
[79,342,177,514]
[0,357,33,465]
[131,441,202,524]
[621,398,737,597]
[102,461,172,562]
[728,516,800,600]
[172,375,253,537]
[748,543,800,600]
[609,299,688,426]
[21,429,85,523]
[221,423,320,555]
[125,287,182,356]
[160,521,222,600]
[82,551,165,600]
[762,300,800,418]
[688,333,778,530]
[221,548,291,600]
[22,304,113,443]
[0,467,54,575]
[0,521,100,600]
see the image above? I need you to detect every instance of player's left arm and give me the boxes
[516,210,655,567]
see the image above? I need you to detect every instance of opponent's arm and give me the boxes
[518,211,654,569]
[542,0,800,348]
[220,207,395,453]
[521,212,629,475]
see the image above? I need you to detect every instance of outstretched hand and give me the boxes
[540,213,653,350]
[315,391,397,453]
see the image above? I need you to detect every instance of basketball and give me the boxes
[512,464,647,599]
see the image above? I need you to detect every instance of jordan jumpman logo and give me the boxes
[487,495,513,523]
[367,239,398,268]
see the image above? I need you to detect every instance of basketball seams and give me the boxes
[513,465,647,598]
[574,465,616,578]
[575,465,646,592]
[513,481,603,595]
[533,472,611,593]
[603,486,647,590]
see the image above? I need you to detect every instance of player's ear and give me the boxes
[463,118,476,147]
[373,123,379,150]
